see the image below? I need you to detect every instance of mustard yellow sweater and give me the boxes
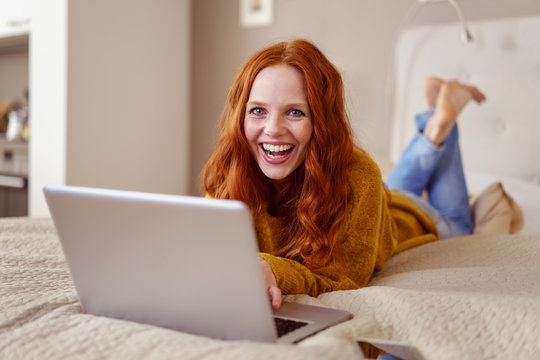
[256,148,439,297]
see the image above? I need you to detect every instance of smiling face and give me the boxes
[244,64,313,184]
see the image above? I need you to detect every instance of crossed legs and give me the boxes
[386,77,486,237]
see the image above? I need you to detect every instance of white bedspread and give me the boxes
[1,217,539,359]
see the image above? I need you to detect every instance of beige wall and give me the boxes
[189,0,540,195]
[66,0,191,195]
[24,0,540,216]
[0,50,28,101]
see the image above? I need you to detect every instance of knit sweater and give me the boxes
[256,148,439,297]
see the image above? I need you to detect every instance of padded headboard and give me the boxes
[391,16,540,187]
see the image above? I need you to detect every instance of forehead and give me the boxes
[248,64,307,103]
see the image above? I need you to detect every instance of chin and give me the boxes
[259,166,293,181]
[262,171,290,181]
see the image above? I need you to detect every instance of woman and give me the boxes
[203,39,485,309]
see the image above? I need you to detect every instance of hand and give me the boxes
[259,257,282,309]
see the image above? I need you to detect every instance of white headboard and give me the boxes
[391,16,540,234]
[391,15,540,186]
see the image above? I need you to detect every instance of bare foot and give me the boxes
[423,76,443,108]
[424,80,486,146]
[436,81,486,118]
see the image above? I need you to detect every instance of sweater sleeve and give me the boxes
[256,175,392,296]
[258,252,359,297]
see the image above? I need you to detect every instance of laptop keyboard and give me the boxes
[274,317,309,337]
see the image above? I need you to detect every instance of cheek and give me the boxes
[243,118,259,149]
[299,122,313,145]
[243,118,253,140]
[296,125,313,161]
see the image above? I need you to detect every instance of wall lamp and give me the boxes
[417,0,474,44]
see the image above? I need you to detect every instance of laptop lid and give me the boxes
[43,185,351,343]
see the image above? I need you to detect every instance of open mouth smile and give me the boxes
[260,143,294,160]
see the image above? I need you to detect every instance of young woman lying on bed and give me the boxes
[202,39,486,309]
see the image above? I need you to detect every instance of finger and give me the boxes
[268,286,282,309]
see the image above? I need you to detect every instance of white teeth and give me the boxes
[262,143,293,152]
[261,143,293,160]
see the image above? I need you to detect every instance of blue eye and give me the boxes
[249,107,265,116]
[289,109,305,117]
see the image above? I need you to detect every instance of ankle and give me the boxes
[424,122,444,146]
[424,112,454,146]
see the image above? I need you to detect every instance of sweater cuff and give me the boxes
[258,252,307,295]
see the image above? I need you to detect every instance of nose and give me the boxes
[264,114,285,137]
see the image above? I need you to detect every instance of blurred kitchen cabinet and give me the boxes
[0,0,30,217]
[0,183,28,216]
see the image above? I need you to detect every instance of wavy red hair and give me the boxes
[203,39,355,269]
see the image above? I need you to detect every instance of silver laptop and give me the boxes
[43,185,352,343]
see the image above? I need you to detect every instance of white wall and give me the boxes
[29,0,67,217]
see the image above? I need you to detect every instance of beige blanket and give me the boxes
[1,217,539,359]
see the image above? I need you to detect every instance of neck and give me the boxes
[270,178,286,192]
[267,181,284,217]
[265,165,304,216]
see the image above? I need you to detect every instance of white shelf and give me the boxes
[0,23,30,51]
[0,21,30,37]
[0,0,31,41]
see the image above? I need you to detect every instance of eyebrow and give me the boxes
[245,101,266,107]
[246,100,310,109]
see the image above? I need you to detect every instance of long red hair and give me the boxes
[203,39,355,269]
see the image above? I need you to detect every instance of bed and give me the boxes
[2,16,540,360]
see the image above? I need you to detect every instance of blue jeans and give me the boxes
[385,109,473,239]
